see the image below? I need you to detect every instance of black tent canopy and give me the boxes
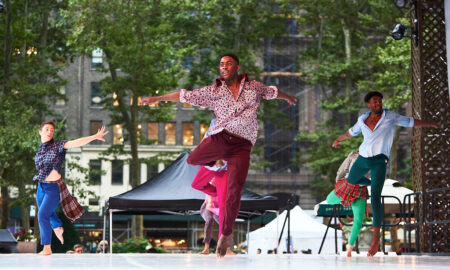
[107,152,285,214]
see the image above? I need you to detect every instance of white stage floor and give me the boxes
[0,253,449,270]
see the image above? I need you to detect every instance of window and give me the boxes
[89,160,102,185]
[147,163,159,180]
[165,123,176,145]
[113,124,123,145]
[129,94,141,106]
[113,93,119,106]
[55,86,66,106]
[182,123,193,145]
[91,82,102,107]
[148,123,158,144]
[111,160,123,185]
[91,48,103,69]
[200,123,208,141]
[89,199,99,206]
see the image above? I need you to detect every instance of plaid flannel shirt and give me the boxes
[54,178,85,222]
[334,178,368,207]
[34,140,67,182]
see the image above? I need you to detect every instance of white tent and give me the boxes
[247,205,342,254]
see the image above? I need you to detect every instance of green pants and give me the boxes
[347,154,388,228]
[326,191,366,246]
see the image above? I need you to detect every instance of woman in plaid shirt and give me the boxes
[35,122,107,256]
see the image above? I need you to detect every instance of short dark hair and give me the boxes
[40,121,55,130]
[220,53,239,65]
[364,91,383,103]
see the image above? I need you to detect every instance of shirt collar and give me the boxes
[215,73,249,87]
[361,108,387,120]
[41,139,54,147]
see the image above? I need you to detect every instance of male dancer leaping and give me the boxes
[332,91,439,256]
[141,53,297,257]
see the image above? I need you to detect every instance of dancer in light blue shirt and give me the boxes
[332,91,439,256]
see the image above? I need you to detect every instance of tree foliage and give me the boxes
[289,0,411,196]
[0,0,71,229]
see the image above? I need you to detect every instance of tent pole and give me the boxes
[246,217,250,254]
[109,209,113,254]
[276,210,279,249]
[277,210,289,248]
[102,208,106,254]
[287,207,291,254]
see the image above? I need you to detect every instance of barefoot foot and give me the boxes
[367,227,380,257]
[38,245,52,256]
[199,248,209,255]
[346,244,353,257]
[216,235,229,258]
[53,227,64,245]
[37,251,52,256]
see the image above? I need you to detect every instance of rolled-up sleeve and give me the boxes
[254,81,278,100]
[348,121,362,136]
[179,85,216,109]
[394,112,414,127]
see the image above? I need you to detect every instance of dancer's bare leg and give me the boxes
[53,227,64,244]
[346,244,353,257]
[199,243,210,255]
[216,234,229,258]
[367,227,380,256]
[37,245,52,256]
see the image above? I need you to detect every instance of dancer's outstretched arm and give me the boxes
[413,119,439,128]
[141,91,180,105]
[332,131,352,148]
[276,90,297,105]
[64,126,108,149]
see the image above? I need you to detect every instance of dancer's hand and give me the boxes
[332,139,341,148]
[141,96,159,105]
[430,123,439,129]
[284,94,297,105]
[95,126,108,142]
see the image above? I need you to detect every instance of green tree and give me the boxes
[65,0,200,238]
[289,0,409,196]
[0,0,70,229]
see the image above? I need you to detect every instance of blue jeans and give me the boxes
[36,182,62,245]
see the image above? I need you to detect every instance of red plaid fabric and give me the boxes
[54,178,84,222]
[334,178,368,207]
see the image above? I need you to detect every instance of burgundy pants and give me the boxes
[187,131,252,236]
